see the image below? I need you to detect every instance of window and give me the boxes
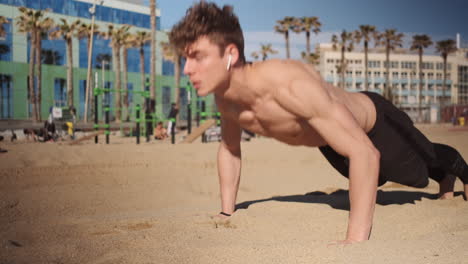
[436,63,444,70]
[368,60,380,68]
[402,61,416,69]
[374,72,381,77]
[0,74,13,119]
[401,72,408,79]
[162,59,175,76]
[41,38,66,66]
[54,78,67,107]
[0,18,12,62]
[392,72,399,78]
[80,35,112,69]
[422,62,434,70]
[355,71,362,77]
[384,61,399,69]
[428,73,434,80]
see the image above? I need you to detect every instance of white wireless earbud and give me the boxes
[226,54,232,70]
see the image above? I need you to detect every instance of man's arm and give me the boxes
[215,96,242,216]
[276,79,380,242]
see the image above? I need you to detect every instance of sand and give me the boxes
[0,125,467,264]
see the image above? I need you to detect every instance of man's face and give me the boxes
[183,36,229,96]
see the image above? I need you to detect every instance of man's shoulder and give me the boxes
[251,59,305,71]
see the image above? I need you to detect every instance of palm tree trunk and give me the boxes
[174,54,181,125]
[285,31,290,59]
[340,45,345,89]
[364,41,368,91]
[150,0,157,113]
[306,31,311,55]
[122,47,129,121]
[35,31,42,121]
[385,45,390,100]
[139,46,146,110]
[418,49,423,122]
[84,34,93,123]
[66,37,73,107]
[28,31,36,121]
[115,44,122,122]
[442,55,447,108]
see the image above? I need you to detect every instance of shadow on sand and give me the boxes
[236,189,465,212]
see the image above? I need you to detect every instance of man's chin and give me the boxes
[197,89,210,97]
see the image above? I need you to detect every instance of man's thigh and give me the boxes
[372,118,430,188]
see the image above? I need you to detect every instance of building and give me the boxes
[317,40,468,121]
[0,0,206,122]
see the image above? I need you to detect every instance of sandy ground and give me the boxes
[0,125,468,264]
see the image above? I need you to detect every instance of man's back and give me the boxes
[217,59,377,147]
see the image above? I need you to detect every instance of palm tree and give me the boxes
[250,51,259,61]
[16,7,54,121]
[332,30,354,89]
[161,41,181,114]
[410,34,432,121]
[133,31,151,117]
[0,16,9,38]
[274,16,295,59]
[301,51,320,65]
[49,19,81,107]
[375,29,404,101]
[251,43,278,61]
[292,16,321,56]
[149,0,157,114]
[354,25,377,91]
[435,39,457,107]
[77,22,100,123]
[103,24,131,122]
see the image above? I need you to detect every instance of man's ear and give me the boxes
[225,44,240,66]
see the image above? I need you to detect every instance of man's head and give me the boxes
[169,2,245,96]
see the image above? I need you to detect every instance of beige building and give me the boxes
[317,42,468,120]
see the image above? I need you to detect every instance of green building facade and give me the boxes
[0,0,216,122]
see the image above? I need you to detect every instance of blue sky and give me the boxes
[146,0,468,60]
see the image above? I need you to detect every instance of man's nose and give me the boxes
[183,59,192,76]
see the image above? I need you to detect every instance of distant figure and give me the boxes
[154,121,168,140]
[0,135,6,153]
[10,130,17,142]
[167,103,179,135]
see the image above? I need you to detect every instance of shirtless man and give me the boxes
[170,2,468,243]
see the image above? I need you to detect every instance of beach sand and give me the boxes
[1,125,467,263]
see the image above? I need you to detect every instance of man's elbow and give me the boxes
[351,145,380,164]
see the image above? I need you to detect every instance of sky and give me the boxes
[145,0,468,60]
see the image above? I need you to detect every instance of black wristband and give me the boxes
[219,212,231,217]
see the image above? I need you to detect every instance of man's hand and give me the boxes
[211,212,232,221]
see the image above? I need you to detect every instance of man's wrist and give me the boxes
[219,211,231,217]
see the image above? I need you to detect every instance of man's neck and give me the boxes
[215,63,249,100]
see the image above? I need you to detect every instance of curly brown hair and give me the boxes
[169,2,245,63]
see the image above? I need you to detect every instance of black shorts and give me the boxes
[319,91,438,188]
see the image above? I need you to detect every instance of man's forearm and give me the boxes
[217,143,242,214]
[346,150,380,241]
